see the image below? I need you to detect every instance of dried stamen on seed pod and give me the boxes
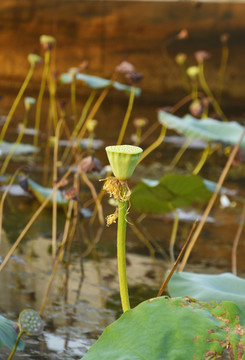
[103,177,131,202]
[106,208,119,226]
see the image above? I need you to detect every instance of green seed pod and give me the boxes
[106,145,143,180]
[18,309,44,336]
[40,35,56,50]
[27,54,42,67]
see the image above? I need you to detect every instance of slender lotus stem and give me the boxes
[192,143,210,175]
[138,125,167,164]
[169,138,192,171]
[157,220,198,297]
[81,172,104,225]
[117,86,136,145]
[7,330,24,360]
[61,90,97,164]
[73,90,97,139]
[34,50,51,148]
[0,168,22,246]
[117,199,130,312]
[0,66,34,142]
[76,85,111,141]
[0,113,29,175]
[231,203,245,276]
[48,71,58,131]
[40,199,74,315]
[71,78,77,122]
[0,160,80,273]
[180,128,245,271]
[169,210,179,263]
[217,42,229,103]
[52,120,63,258]
[198,63,227,121]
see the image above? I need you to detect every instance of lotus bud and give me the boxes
[175,53,187,66]
[186,66,199,79]
[28,54,42,67]
[194,50,211,64]
[106,145,143,181]
[86,119,98,133]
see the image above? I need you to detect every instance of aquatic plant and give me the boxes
[103,145,143,312]
[7,309,44,360]
[0,54,41,143]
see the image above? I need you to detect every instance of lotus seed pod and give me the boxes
[19,309,44,336]
[106,145,143,180]
[27,54,42,67]
[40,35,56,51]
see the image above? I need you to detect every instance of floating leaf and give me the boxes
[168,272,245,312]
[19,310,44,336]
[60,73,141,96]
[158,111,245,148]
[0,315,25,350]
[82,296,245,360]
[0,141,38,157]
[24,178,68,207]
[131,174,211,214]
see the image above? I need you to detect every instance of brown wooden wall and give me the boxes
[1,0,245,104]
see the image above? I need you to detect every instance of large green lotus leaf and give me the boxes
[26,178,68,207]
[0,141,38,156]
[168,272,245,312]
[158,111,245,148]
[0,315,25,350]
[131,174,211,214]
[82,296,245,360]
[60,73,141,96]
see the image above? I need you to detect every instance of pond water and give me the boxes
[1,1,245,356]
[0,87,245,359]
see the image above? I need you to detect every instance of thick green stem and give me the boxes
[117,200,130,312]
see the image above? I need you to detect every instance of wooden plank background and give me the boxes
[1,0,245,104]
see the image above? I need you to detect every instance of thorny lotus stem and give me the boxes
[0,65,34,142]
[117,199,130,312]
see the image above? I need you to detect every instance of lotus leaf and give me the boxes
[82,296,245,359]
[168,271,245,312]
[158,111,245,148]
[131,174,212,214]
